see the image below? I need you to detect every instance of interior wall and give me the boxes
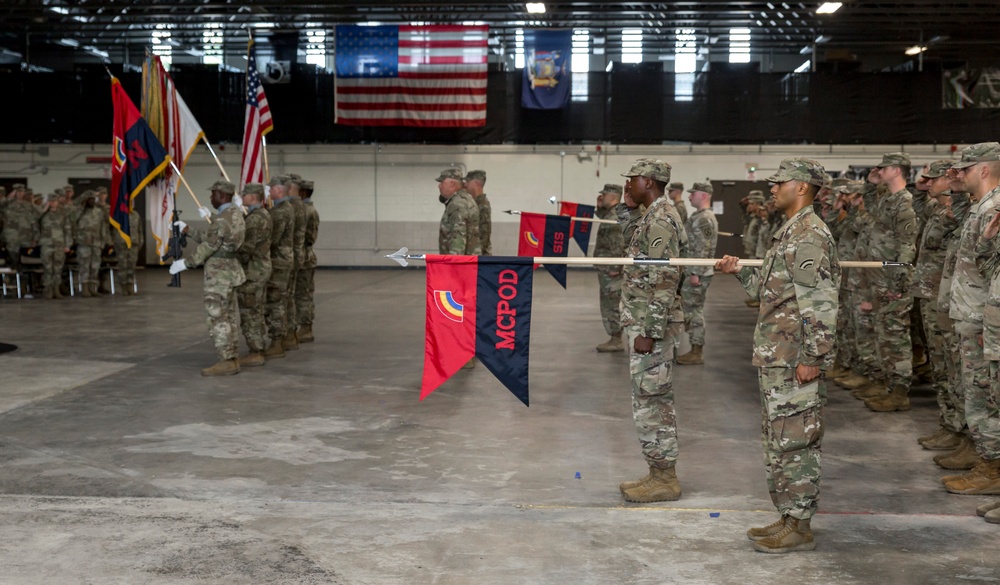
[0,142,961,266]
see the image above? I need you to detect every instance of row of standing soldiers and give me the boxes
[170,174,320,376]
[0,183,141,298]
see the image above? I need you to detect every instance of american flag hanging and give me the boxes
[240,38,273,189]
[334,25,488,128]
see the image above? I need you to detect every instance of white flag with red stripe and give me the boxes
[334,25,488,128]
[241,37,274,189]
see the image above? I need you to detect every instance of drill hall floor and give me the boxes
[0,269,997,584]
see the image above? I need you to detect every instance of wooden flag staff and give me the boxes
[169,160,212,224]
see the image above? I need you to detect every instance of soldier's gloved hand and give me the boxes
[173,220,188,232]
[198,207,211,220]
[233,195,244,209]
[169,258,188,275]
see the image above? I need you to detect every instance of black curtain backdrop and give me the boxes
[4,64,1000,145]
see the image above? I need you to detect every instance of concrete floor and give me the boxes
[0,268,997,584]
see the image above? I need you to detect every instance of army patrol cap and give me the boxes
[687,182,713,195]
[436,168,464,182]
[242,183,265,196]
[951,142,1000,169]
[822,173,833,189]
[300,180,314,191]
[75,189,96,202]
[600,183,623,195]
[208,180,236,195]
[875,152,911,168]
[668,182,684,191]
[922,159,952,178]
[11,183,25,190]
[621,158,672,183]
[268,174,291,187]
[748,190,765,203]
[44,192,60,203]
[766,158,827,187]
[464,170,486,183]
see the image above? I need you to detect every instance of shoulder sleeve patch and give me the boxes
[647,222,674,259]
[896,208,917,236]
[792,241,824,287]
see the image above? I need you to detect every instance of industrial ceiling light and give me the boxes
[816,2,842,14]
[526,3,546,14]
[905,45,927,56]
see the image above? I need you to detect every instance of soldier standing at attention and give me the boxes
[667,182,687,225]
[170,180,246,376]
[677,181,719,366]
[235,184,272,367]
[464,170,491,256]
[283,174,308,351]
[38,193,73,300]
[593,183,625,353]
[741,190,765,258]
[861,153,919,412]
[617,159,687,504]
[73,190,110,297]
[264,175,296,360]
[437,167,480,369]
[716,158,839,554]
[296,180,319,343]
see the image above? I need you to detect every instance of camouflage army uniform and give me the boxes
[621,193,687,471]
[861,178,919,396]
[296,192,320,330]
[847,207,880,379]
[669,183,689,226]
[951,182,1000,462]
[439,188,481,255]
[595,204,625,338]
[756,210,781,259]
[189,203,246,361]
[938,191,972,436]
[38,203,73,296]
[266,194,296,345]
[617,202,646,245]
[681,206,718,347]
[286,194,307,336]
[237,203,273,354]
[973,196,1000,463]
[735,161,840,523]
[475,193,492,256]
[2,196,39,270]
[111,209,143,292]
[74,197,111,291]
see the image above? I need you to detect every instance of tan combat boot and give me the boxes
[944,460,1000,495]
[44,287,54,300]
[619,467,654,494]
[81,283,94,298]
[865,388,911,412]
[942,459,988,485]
[976,499,1000,517]
[283,331,299,351]
[747,515,788,541]
[851,382,886,400]
[826,364,850,379]
[201,358,240,377]
[622,466,681,503]
[264,340,286,359]
[596,334,624,353]
[745,299,760,308]
[838,372,870,389]
[920,428,964,451]
[935,436,979,470]
[239,352,266,367]
[676,345,704,365]
[984,507,1000,524]
[753,517,815,553]
[298,325,314,343]
[918,427,950,446]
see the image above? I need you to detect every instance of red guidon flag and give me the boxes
[516,212,571,288]
[422,255,534,406]
[558,201,596,255]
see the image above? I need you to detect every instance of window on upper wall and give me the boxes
[729,28,751,64]
[571,29,589,102]
[621,28,642,64]
[675,29,697,102]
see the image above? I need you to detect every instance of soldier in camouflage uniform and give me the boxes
[943,143,1000,500]
[235,184,273,367]
[617,159,688,504]
[616,180,645,245]
[717,158,839,554]
[677,182,718,365]
[38,193,73,299]
[295,180,320,343]
[858,153,919,412]
[667,182,688,225]
[741,190,765,258]
[264,175,296,359]
[593,184,625,352]
[111,207,143,295]
[281,174,308,351]
[437,168,480,255]
[464,170,492,256]
[172,180,246,376]
[73,190,110,297]
[2,184,37,274]
[827,182,862,379]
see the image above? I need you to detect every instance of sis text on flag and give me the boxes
[517,212,572,288]
[558,201,596,255]
[334,25,488,128]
